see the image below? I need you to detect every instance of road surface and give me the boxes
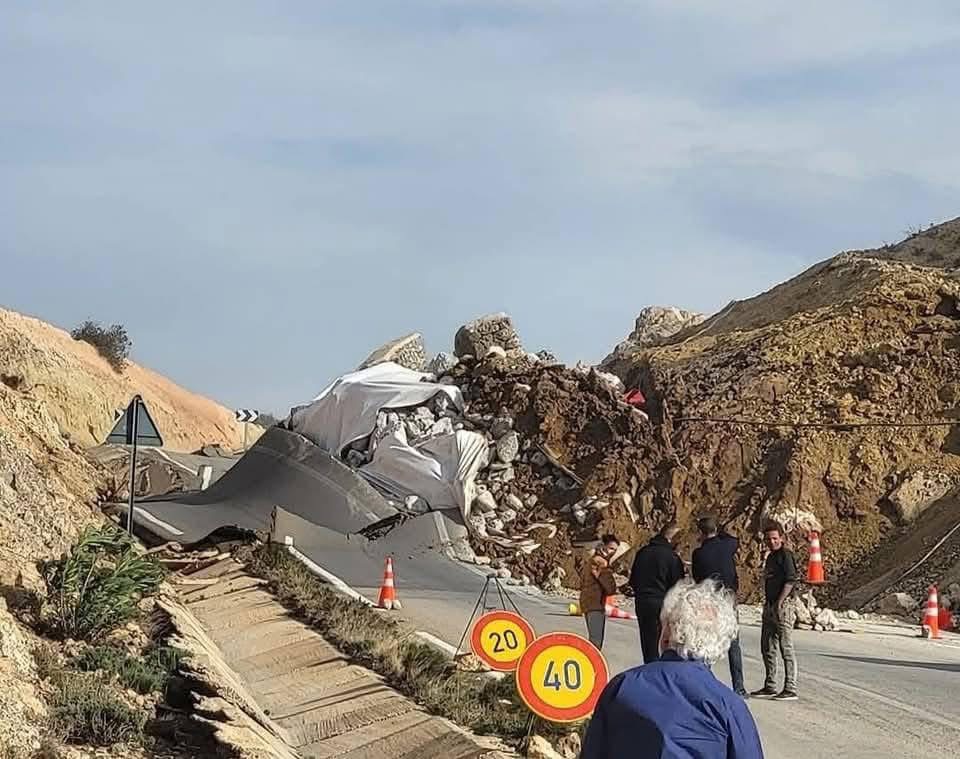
[130,430,960,757]
[282,516,960,759]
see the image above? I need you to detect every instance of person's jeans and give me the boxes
[728,633,746,693]
[635,597,663,664]
[585,610,606,650]
[761,601,798,692]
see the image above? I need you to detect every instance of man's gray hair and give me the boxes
[659,579,738,664]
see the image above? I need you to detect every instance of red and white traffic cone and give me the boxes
[604,596,637,621]
[377,557,402,610]
[806,532,825,585]
[921,586,940,640]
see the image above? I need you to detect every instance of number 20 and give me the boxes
[543,660,582,691]
[489,629,519,653]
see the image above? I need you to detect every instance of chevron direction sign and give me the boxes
[235,409,260,423]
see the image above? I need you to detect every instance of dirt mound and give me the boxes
[444,356,667,586]
[601,219,960,602]
[0,307,251,452]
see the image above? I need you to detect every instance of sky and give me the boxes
[2,2,960,414]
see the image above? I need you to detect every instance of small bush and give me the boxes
[39,525,165,641]
[73,644,183,695]
[70,321,132,372]
[48,671,147,746]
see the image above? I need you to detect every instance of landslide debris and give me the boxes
[603,217,960,602]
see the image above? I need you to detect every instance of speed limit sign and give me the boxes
[515,632,609,722]
[470,610,536,672]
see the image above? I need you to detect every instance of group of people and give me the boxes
[578,517,802,758]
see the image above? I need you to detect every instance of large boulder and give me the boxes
[358,333,427,372]
[454,313,522,358]
[878,592,918,616]
[604,305,706,365]
[888,470,955,523]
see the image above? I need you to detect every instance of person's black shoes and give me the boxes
[749,687,777,698]
[772,690,799,701]
[735,688,749,699]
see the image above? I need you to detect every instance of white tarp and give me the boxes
[291,362,464,454]
[288,362,485,515]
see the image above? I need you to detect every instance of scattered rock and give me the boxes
[496,568,512,580]
[556,732,582,759]
[474,490,499,514]
[495,431,520,464]
[491,415,514,438]
[814,608,840,631]
[505,493,525,511]
[542,566,566,592]
[428,351,459,375]
[455,313,523,358]
[527,735,565,759]
[358,332,427,372]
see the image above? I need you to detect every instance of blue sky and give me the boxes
[2,2,959,414]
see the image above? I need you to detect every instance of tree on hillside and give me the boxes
[71,321,132,372]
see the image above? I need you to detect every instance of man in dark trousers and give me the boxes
[629,522,684,664]
[751,522,799,701]
[692,514,747,697]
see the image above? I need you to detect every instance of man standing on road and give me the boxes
[751,522,799,701]
[581,579,764,759]
[629,523,685,663]
[693,514,747,697]
[580,533,620,651]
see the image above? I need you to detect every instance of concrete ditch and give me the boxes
[167,557,513,759]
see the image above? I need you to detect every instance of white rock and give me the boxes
[468,514,489,537]
[475,490,499,514]
[594,370,625,392]
[814,608,840,631]
[527,735,565,759]
[794,598,813,627]
[475,556,492,566]
[879,592,918,616]
[486,345,507,359]
[486,517,505,534]
[542,566,566,592]
[556,732,582,759]
[889,469,955,522]
[496,568,512,580]
[500,508,517,523]
[505,493,525,511]
[496,431,520,463]
[845,609,861,620]
[525,494,539,508]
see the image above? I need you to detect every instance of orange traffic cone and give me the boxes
[806,532,825,585]
[921,586,940,639]
[604,596,637,621]
[377,557,402,610]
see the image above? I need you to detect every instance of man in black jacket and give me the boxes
[692,514,747,697]
[629,522,684,663]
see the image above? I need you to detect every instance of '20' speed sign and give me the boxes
[516,632,609,722]
[470,610,536,672]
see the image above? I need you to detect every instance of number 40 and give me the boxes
[543,659,582,691]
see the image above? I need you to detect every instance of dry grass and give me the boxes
[247,543,563,744]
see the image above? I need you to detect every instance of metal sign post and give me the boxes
[235,409,260,452]
[126,396,140,535]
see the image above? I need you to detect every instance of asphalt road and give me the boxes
[288,527,960,759]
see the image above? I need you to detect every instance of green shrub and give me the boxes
[39,525,165,641]
[48,671,147,746]
[73,645,183,695]
[70,321,132,372]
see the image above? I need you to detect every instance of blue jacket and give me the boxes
[580,651,764,759]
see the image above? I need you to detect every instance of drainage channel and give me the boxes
[170,557,511,759]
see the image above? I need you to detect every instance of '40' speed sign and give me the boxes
[516,632,609,722]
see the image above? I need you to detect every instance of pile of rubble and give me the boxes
[338,313,667,589]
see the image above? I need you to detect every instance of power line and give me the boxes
[673,415,959,430]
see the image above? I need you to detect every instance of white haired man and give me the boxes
[581,579,764,759]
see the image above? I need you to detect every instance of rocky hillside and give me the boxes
[602,217,960,603]
[0,307,250,452]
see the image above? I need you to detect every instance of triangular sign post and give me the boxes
[107,395,163,535]
[107,396,163,447]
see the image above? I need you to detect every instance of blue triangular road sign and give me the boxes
[106,395,163,447]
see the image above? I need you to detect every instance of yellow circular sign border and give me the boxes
[469,610,536,672]
[515,632,609,723]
